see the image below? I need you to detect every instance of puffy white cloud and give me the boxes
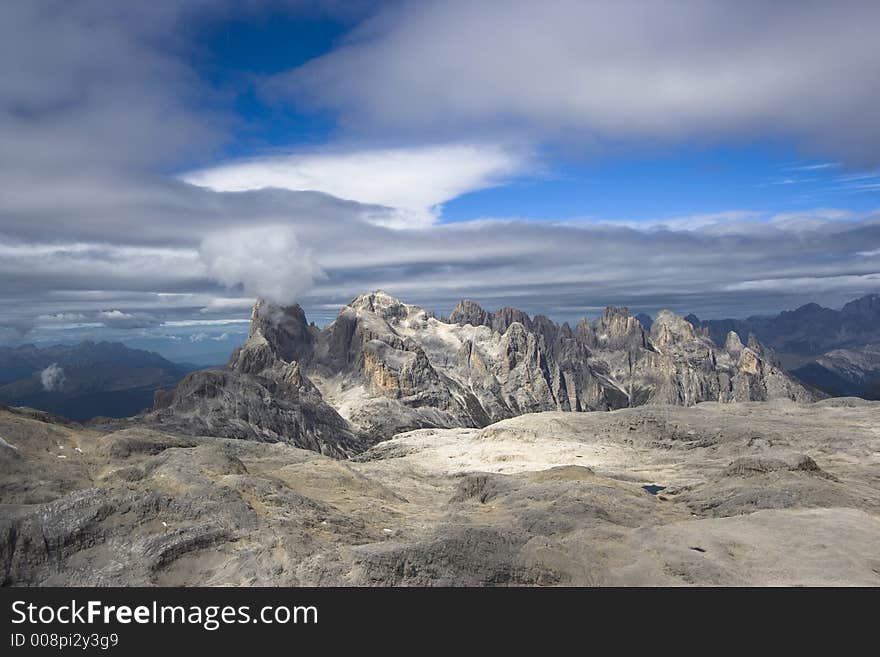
[183,143,529,229]
[40,363,65,392]
[200,225,325,305]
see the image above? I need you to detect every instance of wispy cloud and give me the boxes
[784,162,840,172]
[771,177,817,185]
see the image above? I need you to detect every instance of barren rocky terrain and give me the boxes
[1,293,876,587]
[2,398,878,586]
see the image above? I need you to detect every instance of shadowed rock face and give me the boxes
[685,294,880,399]
[791,344,880,399]
[244,300,317,365]
[139,302,366,458]
[139,290,818,453]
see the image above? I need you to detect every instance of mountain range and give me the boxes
[686,294,880,398]
[6,292,878,429]
[0,342,195,421]
[3,291,879,587]
[134,291,817,456]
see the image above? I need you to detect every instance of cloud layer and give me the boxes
[1,1,880,341]
[272,0,880,166]
[5,201,879,330]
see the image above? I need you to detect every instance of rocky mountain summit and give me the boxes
[143,302,365,458]
[140,291,817,455]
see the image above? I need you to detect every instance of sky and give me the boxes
[1,0,879,363]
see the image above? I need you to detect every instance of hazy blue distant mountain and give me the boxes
[0,341,197,420]
[790,345,880,400]
[688,294,880,358]
[635,313,654,331]
[687,294,880,399]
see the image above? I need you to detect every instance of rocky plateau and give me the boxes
[1,398,878,585]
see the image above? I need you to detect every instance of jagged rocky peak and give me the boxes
[841,293,880,319]
[447,298,534,334]
[724,330,745,354]
[146,290,820,457]
[347,289,414,321]
[650,310,698,347]
[491,307,533,333]
[595,305,647,350]
[146,295,364,457]
[746,332,764,353]
[239,298,316,364]
[448,299,489,327]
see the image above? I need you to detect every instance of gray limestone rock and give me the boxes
[1,399,879,586]
[140,290,820,453]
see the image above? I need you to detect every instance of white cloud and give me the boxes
[40,363,65,392]
[786,162,840,172]
[198,298,258,313]
[4,206,880,327]
[182,143,529,228]
[190,331,232,343]
[35,313,88,324]
[199,225,325,305]
[271,0,880,166]
[724,274,880,294]
[96,309,160,329]
[1,2,880,331]
[162,319,252,327]
[99,310,133,320]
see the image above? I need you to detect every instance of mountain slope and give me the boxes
[145,291,817,453]
[140,303,366,457]
[0,342,195,420]
[688,294,880,397]
[303,292,814,439]
[791,344,880,399]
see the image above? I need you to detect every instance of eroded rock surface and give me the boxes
[130,291,819,451]
[2,399,878,586]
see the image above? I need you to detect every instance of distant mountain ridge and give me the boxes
[0,341,195,420]
[685,294,880,398]
[139,291,817,456]
[688,294,880,357]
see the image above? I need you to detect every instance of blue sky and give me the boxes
[191,10,879,225]
[1,1,879,363]
[441,147,880,224]
[190,11,347,159]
